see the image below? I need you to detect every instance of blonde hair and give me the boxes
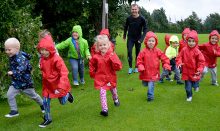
[95,35,110,49]
[4,37,20,49]
[38,29,52,40]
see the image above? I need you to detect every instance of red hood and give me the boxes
[186,30,198,48]
[165,34,171,46]
[209,30,219,44]
[37,35,56,56]
[100,28,110,38]
[144,31,158,49]
[182,28,190,39]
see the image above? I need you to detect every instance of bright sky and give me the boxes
[135,0,220,23]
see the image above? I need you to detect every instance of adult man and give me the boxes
[123,4,147,74]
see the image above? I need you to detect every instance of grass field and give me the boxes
[0,33,220,130]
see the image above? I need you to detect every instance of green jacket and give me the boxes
[165,45,179,59]
[56,25,91,59]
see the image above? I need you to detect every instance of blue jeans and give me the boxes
[185,80,199,98]
[69,58,84,82]
[127,38,141,68]
[142,81,154,99]
[43,93,69,120]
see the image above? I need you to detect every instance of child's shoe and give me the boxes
[186,97,192,102]
[114,99,120,107]
[128,68,133,74]
[194,87,199,92]
[100,110,108,116]
[39,119,52,128]
[73,81,79,86]
[212,83,219,86]
[165,77,173,82]
[159,78,164,83]
[147,98,154,102]
[80,79,85,85]
[177,80,184,85]
[68,92,74,103]
[40,105,45,113]
[133,68,138,73]
[5,110,19,118]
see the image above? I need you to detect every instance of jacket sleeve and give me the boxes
[139,17,147,43]
[83,39,91,59]
[136,51,145,72]
[165,46,173,59]
[89,57,97,78]
[55,57,70,90]
[158,50,171,70]
[176,49,184,66]
[214,47,220,56]
[109,53,122,71]
[56,38,70,50]
[196,52,205,73]
[123,17,129,39]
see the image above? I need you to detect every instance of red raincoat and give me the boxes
[37,35,71,98]
[164,34,171,52]
[179,28,191,52]
[137,31,171,81]
[199,30,220,68]
[176,31,205,81]
[89,48,122,90]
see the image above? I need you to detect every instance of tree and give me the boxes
[151,8,169,32]
[204,13,220,33]
[0,0,41,98]
[184,12,203,32]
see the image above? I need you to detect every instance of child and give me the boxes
[176,30,205,101]
[199,30,220,86]
[37,35,74,128]
[89,35,122,116]
[162,34,172,81]
[164,34,171,52]
[159,35,184,84]
[179,28,191,52]
[137,31,171,101]
[56,25,91,86]
[4,38,44,118]
[91,28,115,56]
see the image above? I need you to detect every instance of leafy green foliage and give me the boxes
[0,0,41,99]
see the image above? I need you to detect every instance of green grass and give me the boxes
[1,33,220,130]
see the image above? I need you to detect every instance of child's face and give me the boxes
[183,34,188,40]
[210,35,219,45]
[147,37,156,49]
[72,32,79,40]
[5,44,19,57]
[39,48,50,58]
[97,41,110,55]
[170,41,179,48]
[187,38,196,48]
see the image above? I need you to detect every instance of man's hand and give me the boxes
[177,63,184,69]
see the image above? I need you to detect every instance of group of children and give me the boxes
[3,25,220,127]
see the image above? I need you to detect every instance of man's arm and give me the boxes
[123,17,129,40]
[139,17,147,43]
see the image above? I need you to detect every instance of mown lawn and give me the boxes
[0,33,220,131]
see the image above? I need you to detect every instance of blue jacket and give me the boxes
[9,51,33,89]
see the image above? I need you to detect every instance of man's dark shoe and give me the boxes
[5,110,19,118]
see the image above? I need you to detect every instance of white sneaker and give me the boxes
[73,81,79,86]
[194,87,199,92]
[186,97,192,102]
